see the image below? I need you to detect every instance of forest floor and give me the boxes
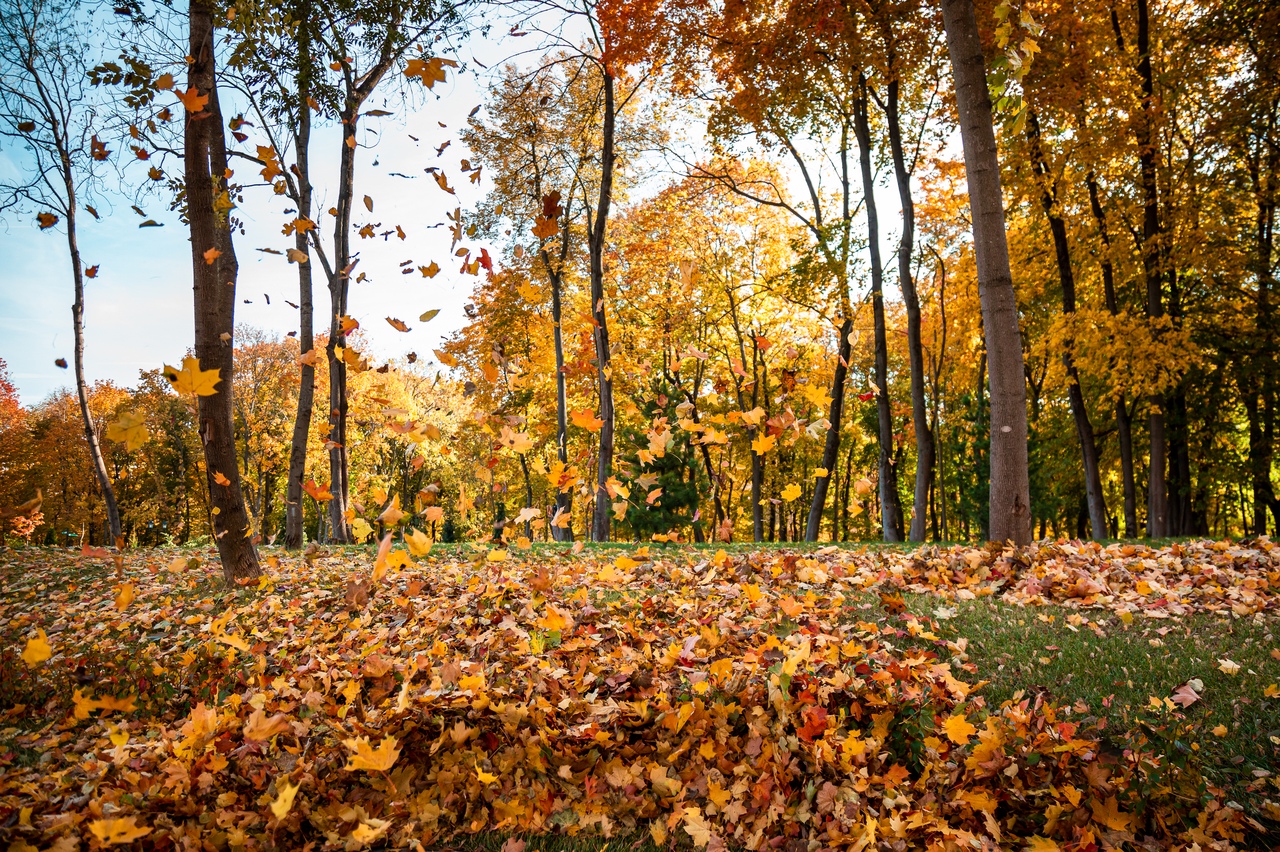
[0,539,1277,850]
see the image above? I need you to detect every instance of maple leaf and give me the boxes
[1217,658,1240,675]
[498,425,533,453]
[270,780,299,820]
[419,262,441,277]
[386,316,411,332]
[403,56,457,88]
[343,735,401,772]
[21,629,52,667]
[303,479,333,501]
[532,215,559,240]
[114,582,135,610]
[256,145,282,181]
[163,356,221,396]
[943,713,978,745]
[105,410,148,451]
[751,433,776,454]
[36,211,59,229]
[89,817,150,846]
[405,527,433,556]
[780,483,802,502]
[174,86,209,112]
[571,408,604,431]
[243,709,292,740]
[213,470,231,486]
[351,517,374,542]
[351,817,391,845]
[377,494,406,526]
[1090,796,1133,831]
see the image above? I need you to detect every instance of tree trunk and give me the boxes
[324,99,357,544]
[1085,170,1137,536]
[588,69,616,542]
[854,73,904,541]
[1027,111,1108,539]
[941,0,1032,545]
[1132,0,1168,537]
[64,175,121,543]
[805,317,851,541]
[550,266,573,540]
[284,15,315,549]
[883,79,934,542]
[185,0,261,582]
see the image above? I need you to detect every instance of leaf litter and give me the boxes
[1,539,1275,850]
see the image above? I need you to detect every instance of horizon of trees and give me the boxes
[0,0,1276,555]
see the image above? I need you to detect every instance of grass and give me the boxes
[906,594,1280,813]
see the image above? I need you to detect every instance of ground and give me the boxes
[0,539,1277,851]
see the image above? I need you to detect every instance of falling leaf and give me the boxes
[286,248,308,264]
[114,582,135,610]
[106,410,148,451]
[270,779,299,820]
[405,528,433,556]
[85,265,99,278]
[174,86,209,112]
[163,356,221,396]
[571,409,604,432]
[21,629,52,668]
[36,212,59,229]
[420,308,440,323]
[751,433,776,454]
[386,317,411,332]
[303,479,333,501]
[403,56,457,88]
[363,194,374,212]
[54,358,68,368]
[213,471,231,486]
[243,710,291,741]
[780,483,802,502]
[419,262,440,278]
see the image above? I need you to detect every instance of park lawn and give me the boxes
[0,540,1277,850]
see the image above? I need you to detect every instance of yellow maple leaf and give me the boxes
[270,779,299,820]
[105,410,148,451]
[814,467,829,479]
[114,582,135,611]
[21,629,52,667]
[403,56,457,89]
[342,735,400,772]
[405,527,433,556]
[751,433,776,454]
[942,713,977,745]
[434,348,459,367]
[780,483,802,502]
[350,817,390,845]
[89,816,150,846]
[377,494,406,526]
[163,355,221,396]
[1090,796,1133,831]
[1024,838,1061,852]
[351,517,373,543]
[475,764,498,784]
[498,425,534,454]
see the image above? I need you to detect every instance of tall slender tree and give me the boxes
[184,0,261,580]
[0,0,122,544]
[940,0,1032,544]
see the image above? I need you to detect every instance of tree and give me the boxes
[940,0,1032,544]
[182,0,261,581]
[0,0,123,543]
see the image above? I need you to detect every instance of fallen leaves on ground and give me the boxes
[0,540,1271,850]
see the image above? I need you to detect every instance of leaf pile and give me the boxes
[830,539,1279,618]
[0,544,1262,850]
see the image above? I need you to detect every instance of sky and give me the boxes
[0,8,923,406]
[0,15,518,405]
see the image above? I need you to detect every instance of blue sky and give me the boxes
[0,34,497,405]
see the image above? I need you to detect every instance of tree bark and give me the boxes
[883,78,934,542]
[805,317,852,540]
[185,0,261,581]
[64,172,121,544]
[1085,170,1137,536]
[941,0,1032,545]
[1133,0,1168,537]
[284,6,315,549]
[854,74,904,541]
[588,68,616,542]
[1027,111,1109,539]
[324,97,356,543]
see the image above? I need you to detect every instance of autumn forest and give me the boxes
[1,0,1279,847]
